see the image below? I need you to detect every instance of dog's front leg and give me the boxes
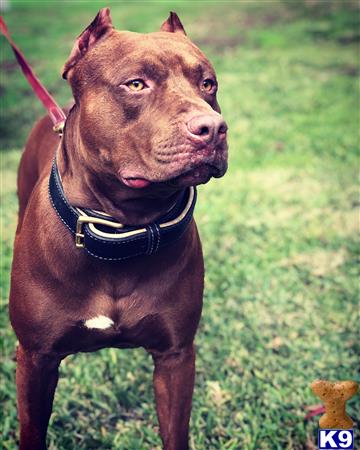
[151,344,195,450]
[16,345,61,450]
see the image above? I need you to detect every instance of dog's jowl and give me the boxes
[9,8,228,450]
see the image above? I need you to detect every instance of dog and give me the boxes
[9,8,228,450]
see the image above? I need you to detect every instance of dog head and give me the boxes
[63,8,228,190]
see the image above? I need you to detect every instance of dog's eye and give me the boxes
[201,79,216,93]
[126,79,146,91]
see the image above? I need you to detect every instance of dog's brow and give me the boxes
[182,63,208,83]
[137,62,169,83]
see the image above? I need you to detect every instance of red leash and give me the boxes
[304,404,326,420]
[0,16,66,133]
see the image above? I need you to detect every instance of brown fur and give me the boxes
[10,9,228,450]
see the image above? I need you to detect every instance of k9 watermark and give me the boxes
[318,430,354,450]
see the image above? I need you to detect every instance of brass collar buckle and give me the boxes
[53,121,65,138]
[75,215,123,249]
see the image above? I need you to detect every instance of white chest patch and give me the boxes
[84,315,114,330]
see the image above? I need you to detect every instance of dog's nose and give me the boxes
[186,114,227,144]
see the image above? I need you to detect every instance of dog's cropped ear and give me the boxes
[160,11,186,35]
[62,8,113,79]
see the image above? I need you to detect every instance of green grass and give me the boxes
[1,1,359,449]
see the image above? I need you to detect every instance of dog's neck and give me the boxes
[57,106,183,226]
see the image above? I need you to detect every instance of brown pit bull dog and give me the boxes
[9,8,228,450]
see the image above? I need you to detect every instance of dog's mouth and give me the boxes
[121,177,152,189]
[166,163,222,187]
[119,142,227,189]
[121,163,224,189]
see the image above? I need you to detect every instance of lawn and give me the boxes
[0,1,359,449]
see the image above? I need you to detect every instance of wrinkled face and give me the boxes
[69,30,228,189]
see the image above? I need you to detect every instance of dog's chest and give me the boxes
[51,268,176,355]
[53,294,173,355]
[44,234,199,356]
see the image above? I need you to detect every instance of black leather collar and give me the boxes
[48,158,197,261]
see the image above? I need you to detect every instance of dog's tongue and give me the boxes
[125,178,151,189]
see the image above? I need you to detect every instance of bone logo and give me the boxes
[311,380,359,450]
